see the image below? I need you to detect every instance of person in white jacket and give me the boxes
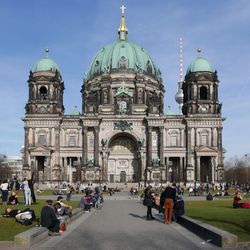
[22,178,31,205]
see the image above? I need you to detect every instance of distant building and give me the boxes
[0,155,23,180]
[22,6,225,185]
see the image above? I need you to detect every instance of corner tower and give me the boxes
[25,49,64,115]
[182,49,224,184]
[22,49,64,181]
[182,49,221,116]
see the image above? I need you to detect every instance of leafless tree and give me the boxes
[225,155,250,184]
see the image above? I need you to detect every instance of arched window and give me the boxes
[200,86,208,100]
[39,86,48,100]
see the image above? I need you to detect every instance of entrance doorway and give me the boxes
[108,134,140,182]
[36,156,45,183]
[200,156,212,182]
[120,171,126,183]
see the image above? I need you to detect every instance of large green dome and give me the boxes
[85,39,161,81]
[186,57,214,74]
[33,50,59,73]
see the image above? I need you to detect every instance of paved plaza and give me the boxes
[31,192,217,250]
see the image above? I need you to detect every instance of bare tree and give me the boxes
[225,155,249,184]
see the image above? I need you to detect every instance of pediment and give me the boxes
[32,145,51,153]
[195,145,217,153]
[116,92,131,98]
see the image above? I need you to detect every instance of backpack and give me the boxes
[15,211,33,225]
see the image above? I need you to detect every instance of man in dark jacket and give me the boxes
[9,177,20,192]
[41,200,60,236]
[160,183,176,224]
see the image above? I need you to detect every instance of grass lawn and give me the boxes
[0,199,79,241]
[185,198,250,242]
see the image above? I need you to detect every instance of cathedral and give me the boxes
[22,6,225,185]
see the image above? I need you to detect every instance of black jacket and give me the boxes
[160,186,176,206]
[144,188,153,207]
[41,205,59,228]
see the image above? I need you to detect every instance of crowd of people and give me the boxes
[0,177,37,206]
[143,183,185,224]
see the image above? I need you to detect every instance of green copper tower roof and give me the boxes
[84,5,161,81]
[186,49,214,74]
[33,49,59,73]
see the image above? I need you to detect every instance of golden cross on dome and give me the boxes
[120,5,126,16]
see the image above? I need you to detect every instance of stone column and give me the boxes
[187,127,192,168]
[94,127,99,166]
[23,127,30,178]
[103,151,109,181]
[211,157,215,183]
[82,127,88,165]
[52,127,61,180]
[159,127,164,166]
[49,128,52,147]
[32,128,35,146]
[196,156,200,182]
[147,127,152,166]
[179,157,183,182]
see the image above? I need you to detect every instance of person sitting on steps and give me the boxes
[41,200,61,236]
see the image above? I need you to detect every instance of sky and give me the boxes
[0,0,249,161]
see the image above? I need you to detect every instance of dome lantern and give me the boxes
[118,5,128,40]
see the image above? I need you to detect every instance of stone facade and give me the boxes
[22,12,225,185]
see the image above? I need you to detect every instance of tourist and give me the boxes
[8,191,19,205]
[66,184,72,201]
[233,191,243,208]
[9,177,20,193]
[3,207,36,222]
[22,178,32,205]
[206,192,213,201]
[28,173,36,203]
[0,179,9,205]
[160,183,176,224]
[41,200,61,236]
[56,196,72,216]
[143,185,155,220]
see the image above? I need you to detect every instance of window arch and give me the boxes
[200,86,208,100]
[39,86,48,100]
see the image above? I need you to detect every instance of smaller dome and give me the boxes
[186,57,214,74]
[33,49,59,73]
[33,58,59,73]
[69,106,80,115]
[165,106,176,115]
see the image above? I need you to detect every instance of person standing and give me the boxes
[9,177,20,194]
[41,200,61,236]
[144,185,155,220]
[28,173,36,203]
[22,178,32,205]
[160,183,176,224]
[66,184,72,201]
[0,179,9,205]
